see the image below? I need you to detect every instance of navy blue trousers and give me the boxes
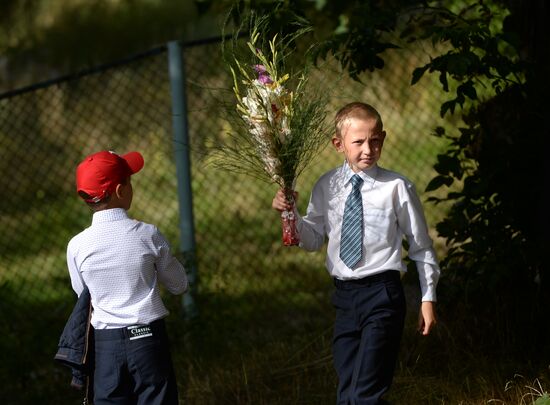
[332,271,406,405]
[93,319,179,405]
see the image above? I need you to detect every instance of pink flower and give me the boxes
[254,64,273,85]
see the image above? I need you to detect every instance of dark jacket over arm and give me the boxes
[54,287,94,399]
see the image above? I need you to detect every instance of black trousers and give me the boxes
[93,319,179,405]
[332,271,406,405]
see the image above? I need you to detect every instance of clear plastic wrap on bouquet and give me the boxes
[280,190,299,246]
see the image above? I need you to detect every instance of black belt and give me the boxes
[333,270,401,289]
[94,318,165,341]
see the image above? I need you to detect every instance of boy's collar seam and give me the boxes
[342,163,378,186]
[92,208,129,224]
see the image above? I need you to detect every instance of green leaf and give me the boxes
[426,196,445,205]
[334,14,349,35]
[495,62,511,77]
[447,52,474,77]
[433,126,446,137]
[440,100,456,117]
[435,219,456,238]
[534,393,550,405]
[434,154,462,177]
[314,0,327,10]
[439,70,449,92]
[425,175,454,192]
[373,55,385,70]
[447,192,462,199]
[459,81,477,100]
[411,65,429,85]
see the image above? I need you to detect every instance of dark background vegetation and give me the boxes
[1,0,549,403]
[213,0,550,365]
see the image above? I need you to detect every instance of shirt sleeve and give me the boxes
[296,181,326,251]
[152,228,189,295]
[396,180,440,302]
[66,239,85,297]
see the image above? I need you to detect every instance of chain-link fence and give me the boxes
[0,36,450,404]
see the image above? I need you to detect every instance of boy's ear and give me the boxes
[114,183,124,199]
[332,136,344,152]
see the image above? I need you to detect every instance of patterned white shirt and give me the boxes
[296,163,440,301]
[67,208,188,329]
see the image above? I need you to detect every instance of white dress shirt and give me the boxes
[66,208,188,329]
[296,163,440,301]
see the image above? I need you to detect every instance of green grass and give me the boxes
[4,262,548,404]
[163,267,550,405]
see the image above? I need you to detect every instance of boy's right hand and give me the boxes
[272,189,298,212]
[418,301,437,336]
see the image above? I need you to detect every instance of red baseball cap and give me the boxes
[76,150,144,203]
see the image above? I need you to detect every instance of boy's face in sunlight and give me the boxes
[332,117,386,173]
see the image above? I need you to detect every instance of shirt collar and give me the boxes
[92,208,129,225]
[342,162,378,188]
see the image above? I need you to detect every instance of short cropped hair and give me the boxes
[335,102,384,138]
[78,191,112,212]
[77,176,128,212]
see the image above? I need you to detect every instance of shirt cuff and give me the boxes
[416,261,440,302]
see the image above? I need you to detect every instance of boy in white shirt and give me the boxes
[272,102,440,404]
[67,150,188,404]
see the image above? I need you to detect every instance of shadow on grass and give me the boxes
[0,281,83,405]
[2,265,549,405]
[0,261,336,405]
[167,262,338,404]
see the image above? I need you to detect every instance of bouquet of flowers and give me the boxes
[218,21,330,245]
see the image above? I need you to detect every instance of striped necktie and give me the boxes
[339,174,364,269]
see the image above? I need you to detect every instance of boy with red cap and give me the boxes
[66,150,188,404]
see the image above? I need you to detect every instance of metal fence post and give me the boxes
[167,40,198,319]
